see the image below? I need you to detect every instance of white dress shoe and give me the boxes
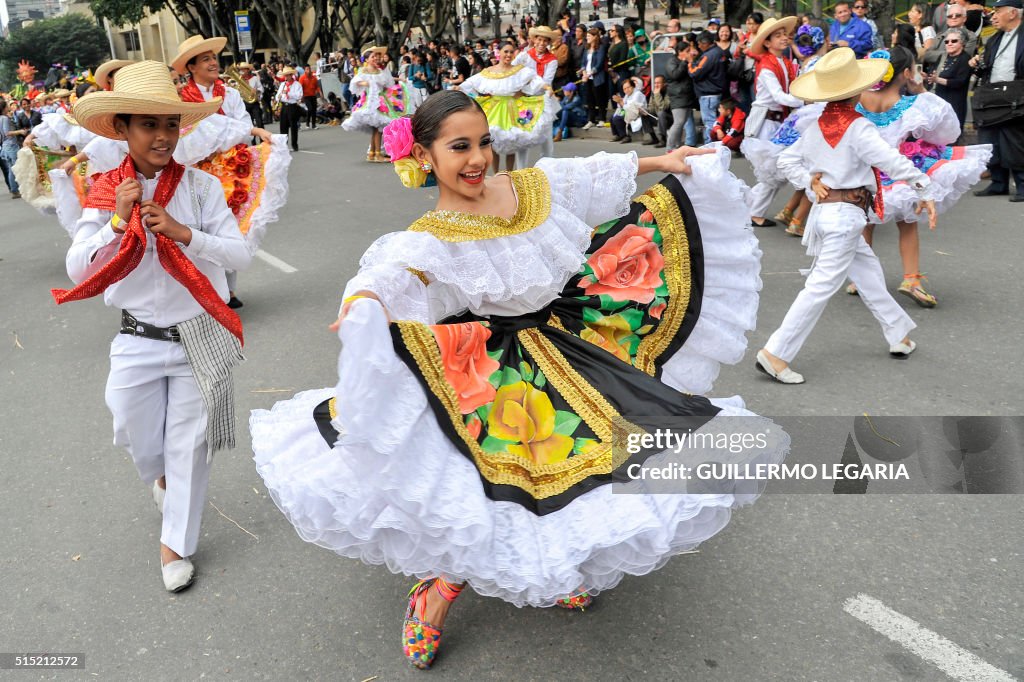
[162,559,195,593]
[889,339,917,357]
[755,350,805,384]
[152,480,165,515]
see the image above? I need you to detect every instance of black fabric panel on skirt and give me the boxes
[313,398,339,445]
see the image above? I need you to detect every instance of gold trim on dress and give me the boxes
[328,397,338,419]
[397,321,637,499]
[406,167,551,242]
[633,184,692,376]
[406,267,430,286]
[479,65,526,79]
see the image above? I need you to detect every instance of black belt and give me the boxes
[120,310,180,342]
[766,110,786,122]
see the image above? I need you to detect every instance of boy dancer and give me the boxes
[52,61,253,591]
[513,25,561,167]
[757,48,937,384]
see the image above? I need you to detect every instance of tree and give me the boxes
[0,14,111,76]
[250,0,322,63]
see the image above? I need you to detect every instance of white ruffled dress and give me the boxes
[343,68,403,133]
[857,93,991,224]
[48,113,291,247]
[459,66,561,155]
[250,150,786,607]
[740,102,825,186]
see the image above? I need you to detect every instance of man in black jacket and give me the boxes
[970,0,1024,201]
[688,31,729,143]
[664,40,698,148]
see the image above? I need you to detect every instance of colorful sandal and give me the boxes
[898,274,937,308]
[774,207,794,223]
[402,577,464,670]
[556,591,593,611]
[784,219,804,237]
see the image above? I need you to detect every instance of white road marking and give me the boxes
[843,594,1016,682]
[255,249,297,273]
[297,150,325,155]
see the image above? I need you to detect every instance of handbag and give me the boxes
[972,80,1024,127]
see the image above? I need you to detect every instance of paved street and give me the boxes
[2,127,1022,680]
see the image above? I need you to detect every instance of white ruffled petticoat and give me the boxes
[342,70,399,133]
[250,149,785,607]
[740,103,824,187]
[860,93,991,224]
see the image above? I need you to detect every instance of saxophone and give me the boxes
[225,65,258,104]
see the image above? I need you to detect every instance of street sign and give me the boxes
[235,11,253,52]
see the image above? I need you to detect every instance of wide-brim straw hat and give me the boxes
[94,59,136,91]
[790,47,890,102]
[279,66,297,77]
[170,35,227,76]
[529,25,562,41]
[748,16,798,56]
[73,60,222,139]
[52,88,72,98]
[360,44,388,57]
[237,62,254,70]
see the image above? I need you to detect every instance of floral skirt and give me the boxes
[48,136,291,245]
[871,139,992,224]
[250,174,787,607]
[343,83,418,134]
[475,93,560,155]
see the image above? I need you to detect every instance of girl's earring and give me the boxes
[421,161,433,172]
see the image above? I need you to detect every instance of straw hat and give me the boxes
[94,59,136,91]
[52,88,72,98]
[237,62,254,70]
[789,47,890,102]
[170,35,228,76]
[360,44,388,57]
[748,16,798,56]
[279,66,297,77]
[73,60,222,139]
[529,25,562,41]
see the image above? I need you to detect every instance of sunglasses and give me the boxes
[947,12,965,16]
[944,39,961,43]
[853,4,866,7]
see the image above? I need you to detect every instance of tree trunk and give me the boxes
[725,0,751,27]
[637,0,646,28]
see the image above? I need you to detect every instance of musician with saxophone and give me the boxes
[236,62,265,130]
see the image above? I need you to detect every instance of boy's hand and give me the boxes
[810,173,830,202]
[114,178,143,230]
[140,200,192,244]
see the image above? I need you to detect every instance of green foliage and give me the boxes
[89,0,168,26]
[0,14,111,84]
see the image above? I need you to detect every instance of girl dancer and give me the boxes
[458,41,559,173]
[250,91,787,669]
[343,45,413,162]
[848,47,991,307]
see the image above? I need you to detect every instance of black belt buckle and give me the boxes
[121,310,181,343]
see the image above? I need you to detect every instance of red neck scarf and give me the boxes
[51,156,244,344]
[180,78,226,115]
[754,52,799,115]
[527,48,557,78]
[818,101,885,220]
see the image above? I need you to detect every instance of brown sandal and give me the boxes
[898,274,937,308]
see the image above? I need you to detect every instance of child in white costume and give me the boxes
[756,48,937,385]
[52,61,252,592]
[512,26,561,167]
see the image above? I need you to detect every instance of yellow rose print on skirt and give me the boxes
[488,382,575,465]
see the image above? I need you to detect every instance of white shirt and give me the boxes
[513,50,557,85]
[991,28,1020,84]
[196,81,249,125]
[247,74,264,96]
[65,167,252,327]
[779,116,933,199]
[276,80,304,104]
[753,60,805,111]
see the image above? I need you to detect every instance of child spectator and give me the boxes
[710,98,746,150]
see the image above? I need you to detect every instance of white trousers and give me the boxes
[765,202,916,363]
[515,131,555,169]
[748,119,784,219]
[105,334,211,558]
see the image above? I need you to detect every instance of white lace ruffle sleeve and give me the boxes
[874,92,962,147]
[535,151,637,227]
[174,113,253,165]
[34,112,97,150]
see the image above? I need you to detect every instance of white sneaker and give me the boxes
[889,339,917,357]
[161,559,195,592]
[755,350,805,384]
[582,121,594,130]
[152,480,165,515]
